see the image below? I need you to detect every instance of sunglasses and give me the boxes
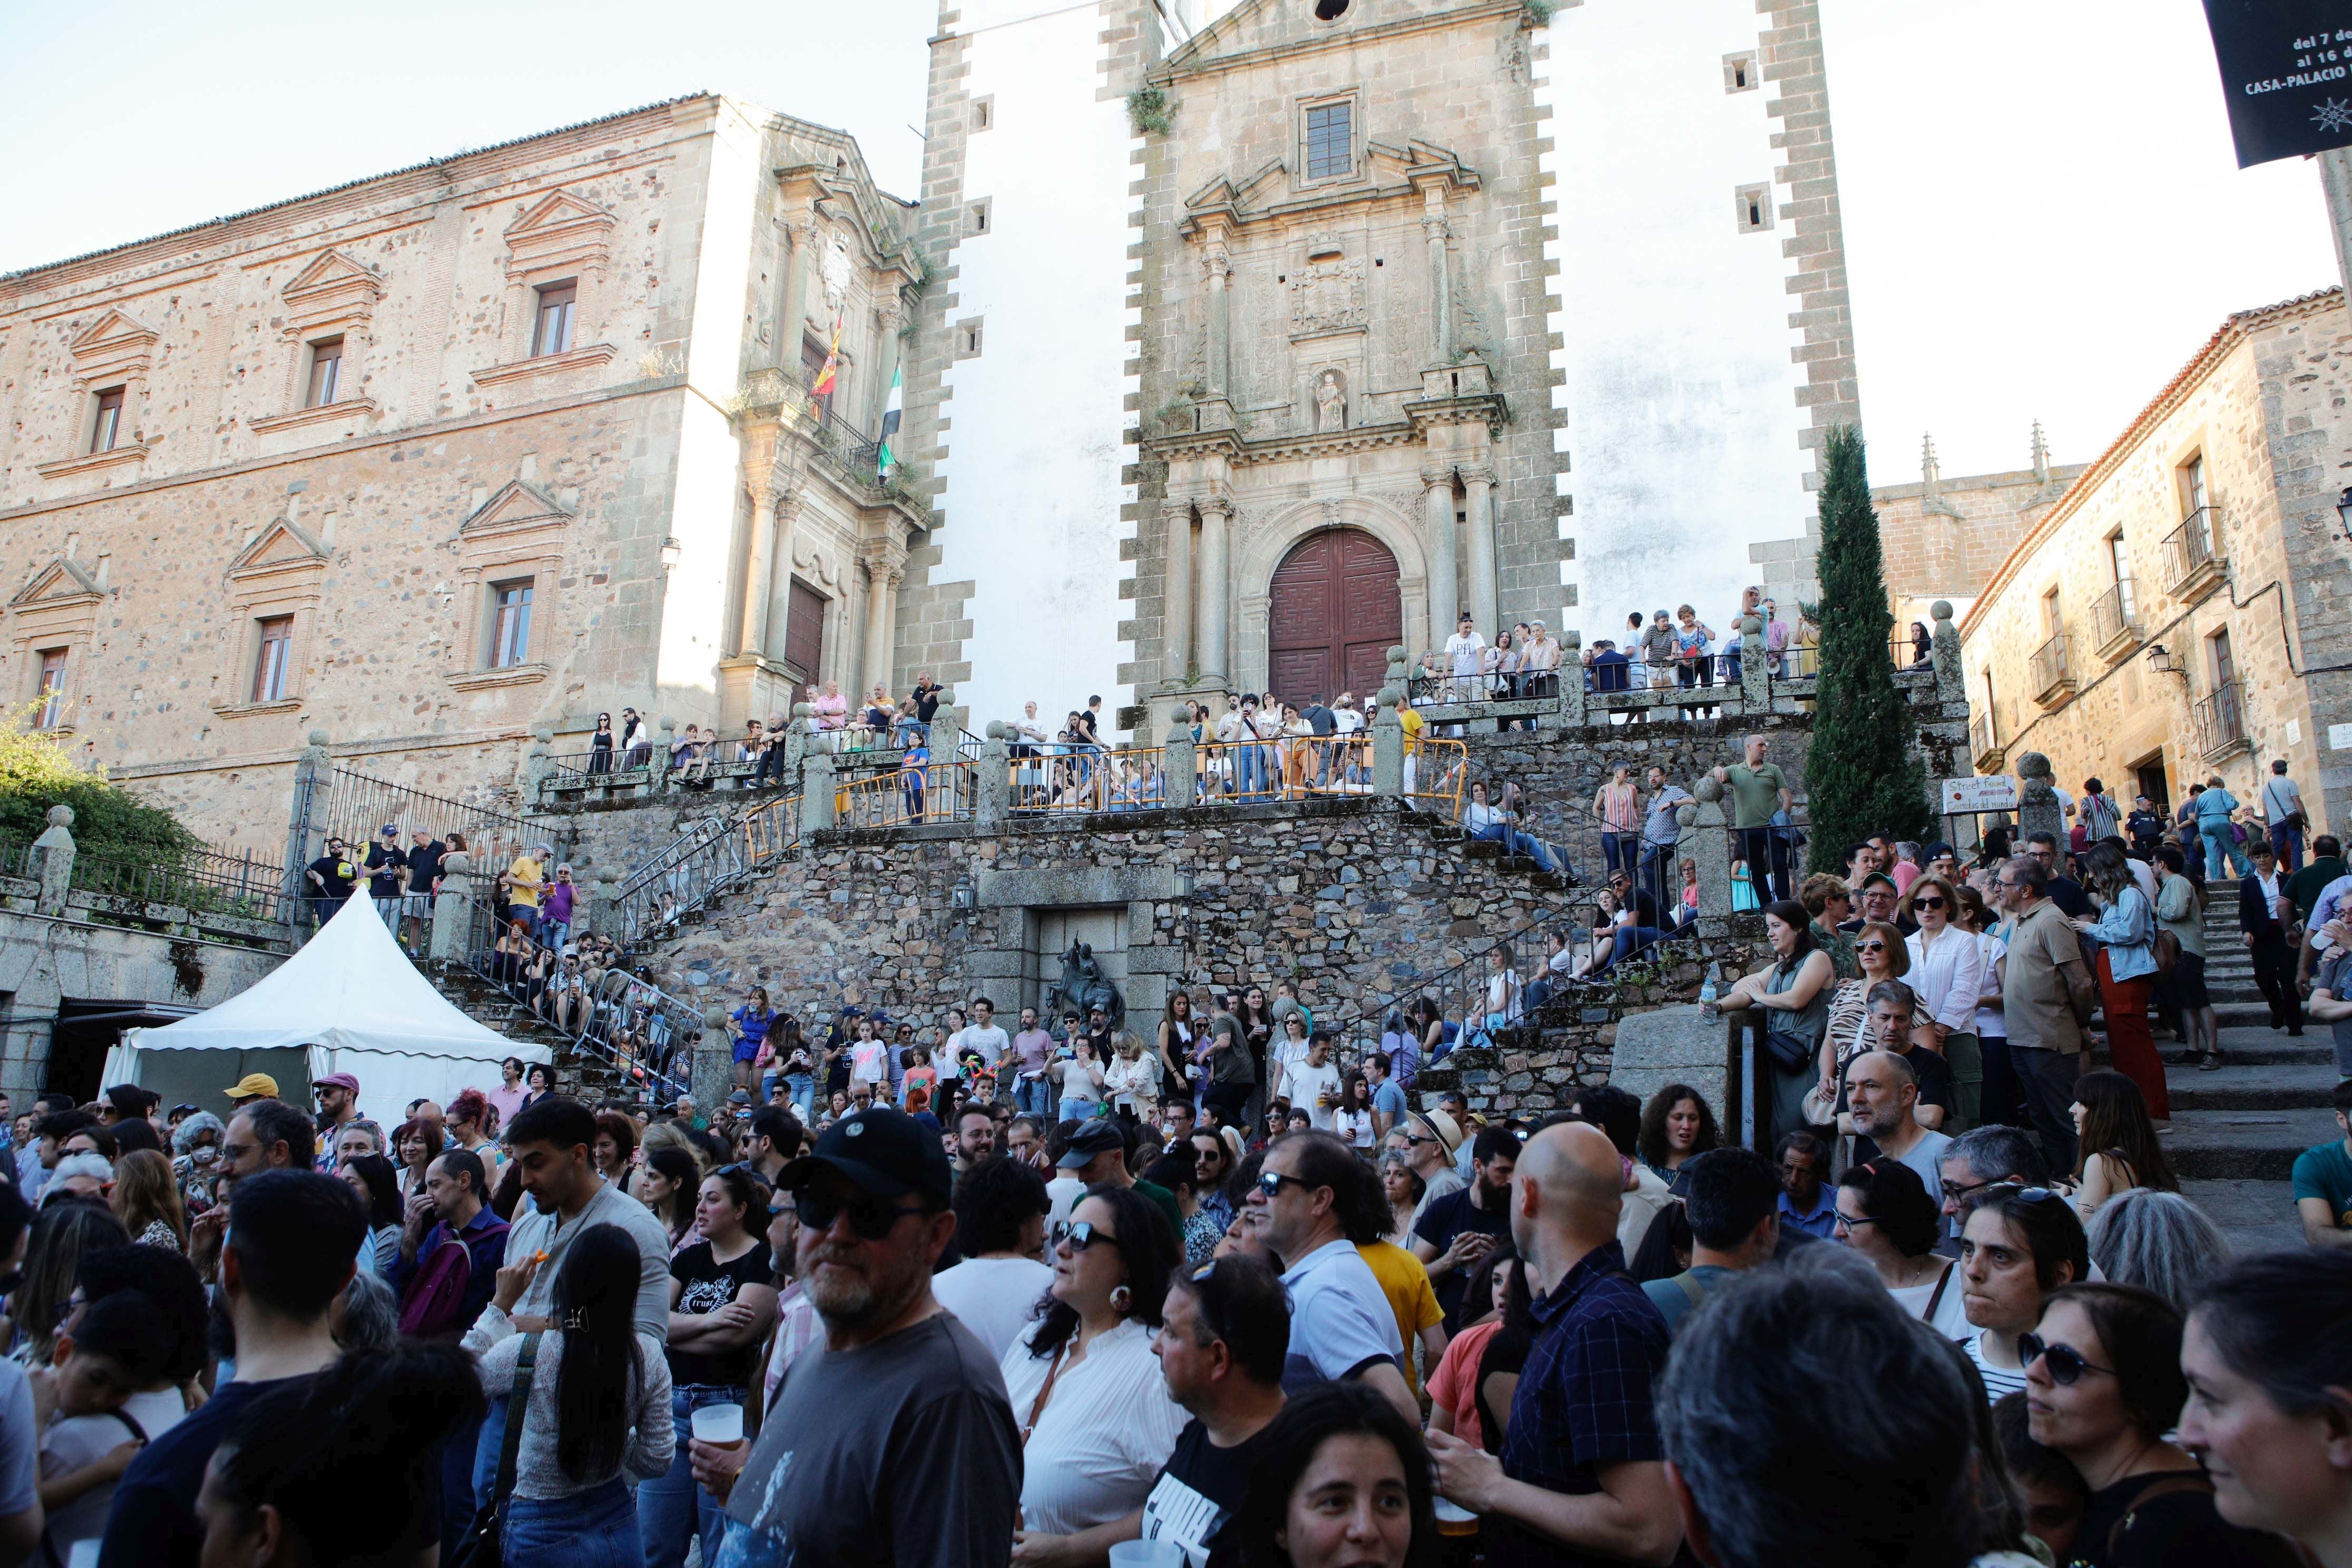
[1857,940,1888,954]
[1052,1219,1117,1251]
[1913,896,1946,911]
[2020,1333,2115,1386]
[1257,1170,1315,1199]
[793,1189,927,1241]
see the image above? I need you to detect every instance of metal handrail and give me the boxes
[462,894,692,1104]
[2162,506,2222,590]
[2030,633,2070,695]
[608,815,749,947]
[2090,581,2136,649]
[740,791,802,867]
[72,844,288,923]
[1010,747,1173,813]
[2195,679,2247,758]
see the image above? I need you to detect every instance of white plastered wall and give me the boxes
[933,0,1142,731]
[1535,0,1815,640]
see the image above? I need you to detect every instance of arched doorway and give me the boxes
[1267,528,1402,702]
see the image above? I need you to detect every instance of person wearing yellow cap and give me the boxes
[225,1072,278,1107]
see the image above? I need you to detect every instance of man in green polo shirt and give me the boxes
[1713,733,1794,901]
[2290,1079,2352,1249]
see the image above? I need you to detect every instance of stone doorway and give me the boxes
[1024,906,1129,1027]
[1267,529,1402,705]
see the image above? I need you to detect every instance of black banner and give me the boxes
[2202,1,2352,167]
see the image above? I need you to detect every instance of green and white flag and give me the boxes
[878,364,903,477]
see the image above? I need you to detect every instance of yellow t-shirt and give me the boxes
[1399,707,1425,754]
[1357,1240,1444,1398]
[508,855,543,910]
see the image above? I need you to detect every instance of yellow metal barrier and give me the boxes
[1405,738,1467,819]
[839,761,974,828]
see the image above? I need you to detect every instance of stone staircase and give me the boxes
[2153,892,2338,1255]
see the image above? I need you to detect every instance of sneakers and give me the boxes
[2198,1050,2224,1072]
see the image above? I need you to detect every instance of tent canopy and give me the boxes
[107,894,548,1131]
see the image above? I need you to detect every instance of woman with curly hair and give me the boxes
[1636,1084,1719,1187]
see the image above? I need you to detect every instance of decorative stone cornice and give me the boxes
[248,397,380,436]
[279,249,386,336]
[1178,139,1480,241]
[9,556,104,610]
[1146,419,1429,469]
[64,308,159,387]
[469,342,617,389]
[33,444,149,482]
[501,190,617,283]
[459,478,574,544]
[225,517,330,583]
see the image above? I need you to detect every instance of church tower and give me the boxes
[903,0,1857,735]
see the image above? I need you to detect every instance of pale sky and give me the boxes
[2,0,2339,483]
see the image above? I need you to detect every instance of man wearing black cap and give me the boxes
[692,1106,1019,1567]
[1057,1120,1183,1241]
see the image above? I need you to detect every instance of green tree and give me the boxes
[1804,425,1931,872]
[0,702,198,864]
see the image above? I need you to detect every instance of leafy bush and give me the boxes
[0,702,199,863]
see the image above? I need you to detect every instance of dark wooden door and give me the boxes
[785,579,826,681]
[1267,529,1402,704]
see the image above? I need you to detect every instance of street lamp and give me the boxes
[2145,643,2186,681]
[2336,486,2352,542]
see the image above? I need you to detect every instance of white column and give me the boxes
[1163,498,1194,688]
[859,540,905,697]
[738,486,779,656]
[1422,464,1458,648]
[1462,465,1498,636]
[1203,249,1231,399]
[764,495,804,682]
[1423,194,1452,366]
[1197,497,1231,684]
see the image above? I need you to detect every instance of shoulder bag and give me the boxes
[448,1331,541,1568]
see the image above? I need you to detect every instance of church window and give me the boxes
[89,388,125,454]
[972,96,994,131]
[532,281,576,357]
[968,199,992,235]
[955,317,985,360]
[251,617,293,703]
[1734,182,1773,233]
[1305,101,1353,180]
[1723,52,1759,93]
[1312,0,1349,18]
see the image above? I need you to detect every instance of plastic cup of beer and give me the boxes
[1434,1498,1479,1537]
[690,1402,745,1448]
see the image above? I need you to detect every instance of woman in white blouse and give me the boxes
[1101,1032,1161,1125]
[1001,1187,1187,1555]
[1902,874,1986,1132]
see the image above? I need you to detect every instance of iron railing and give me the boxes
[2195,679,2248,759]
[461,894,693,1104]
[1407,670,1565,707]
[2029,633,2071,698]
[2089,581,2137,651]
[2162,506,2223,592]
[1764,637,1927,681]
[606,814,749,947]
[0,838,30,881]
[306,763,534,908]
[1011,747,1172,813]
[740,791,802,867]
[737,365,892,495]
[1971,709,1997,763]
[72,844,289,923]
[543,748,654,789]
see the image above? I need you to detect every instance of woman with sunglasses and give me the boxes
[2070,1069,2179,1224]
[2178,1251,2352,1566]
[643,1167,778,1568]
[2026,1282,2304,1568]
[1001,1185,1185,1559]
[1815,918,1914,1136]
[1834,1159,1960,1330]
[1905,874,1985,1133]
[1956,1183,2089,1400]
[2070,840,2168,1128]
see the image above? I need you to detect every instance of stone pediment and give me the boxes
[9,557,103,609]
[65,308,160,384]
[1168,0,1481,73]
[280,249,385,333]
[503,190,616,281]
[459,478,574,541]
[1180,139,1479,237]
[226,517,330,580]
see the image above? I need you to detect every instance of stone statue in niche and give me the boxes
[1313,369,1348,432]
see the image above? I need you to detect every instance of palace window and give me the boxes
[33,650,67,729]
[532,282,576,358]
[251,616,294,703]
[305,337,344,408]
[1305,101,1353,180]
[488,580,534,668]
[90,389,124,454]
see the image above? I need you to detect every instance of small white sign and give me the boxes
[1942,776,2020,814]
[2287,719,2302,746]
[2332,723,2352,752]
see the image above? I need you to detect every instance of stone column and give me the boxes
[524,726,554,801]
[977,724,1012,826]
[1164,713,1198,809]
[1423,193,1452,365]
[1203,247,1232,400]
[30,805,74,918]
[1163,499,1194,688]
[1196,497,1232,684]
[739,483,780,655]
[1738,615,1769,713]
[799,751,837,839]
[1559,633,1586,726]
[763,492,805,684]
[283,728,331,942]
[1461,465,1497,636]
[1930,599,1966,710]
[428,850,474,963]
[1422,465,1458,647]
[2017,752,2063,846]
[694,1005,732,1119]
[779,217,817,365]
[782,703,812,783]
[1374,646,1408,797]
[1687,778,1731,937]
[656,719,677,793]
[580,864,622,938]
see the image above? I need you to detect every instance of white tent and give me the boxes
[104,892,549,1131]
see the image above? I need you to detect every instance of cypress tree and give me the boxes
[1804,425,1931,873]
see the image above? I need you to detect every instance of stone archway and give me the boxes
[1266,528,1403,702]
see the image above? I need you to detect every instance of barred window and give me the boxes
[1305,102,1352,181]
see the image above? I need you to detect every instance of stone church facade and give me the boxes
[904,0,1860,734]
[0,95,927,848]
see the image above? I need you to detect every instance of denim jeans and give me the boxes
[640,1384,744,1568]
[1596,926,1670,973]
[2202,822,2251,880]
[1015,1073,1056,1121]
[783,1073,816,1120]
[1471,822,1555,872]
[506,1477,641,1568]
[1638,840,1674,910]
[2271,821,2304,874]
[1602,831,1633,877]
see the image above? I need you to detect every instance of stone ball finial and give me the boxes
[2017,750,2053,782]
[985,720,1011,741]
[45,804,74,830]
[1931,600,1955,624]
[595,864,622,886]
[440,849,472,877]
[658,716,676,733]
[792,701,814,719]
[307,729,330,748]
[701,1003,731,1032]
[1739,614,1763,638]
[1694,776,1724,805]
[533,724,555,744]
[1561,630,1582,650]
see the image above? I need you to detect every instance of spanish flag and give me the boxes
[811,316,841,397]
[878,364,903,477]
